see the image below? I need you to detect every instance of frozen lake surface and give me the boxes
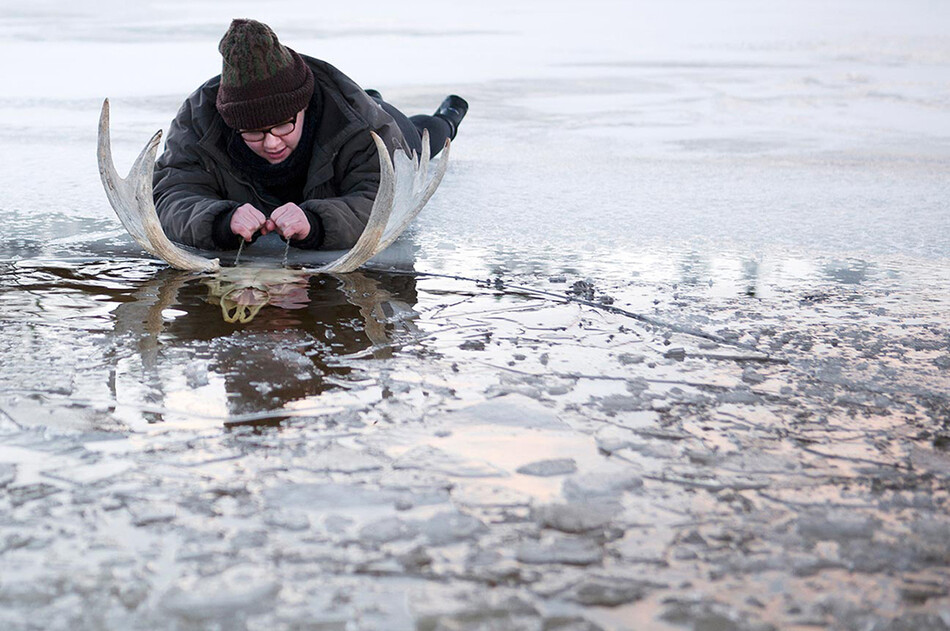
[0,1,948,629]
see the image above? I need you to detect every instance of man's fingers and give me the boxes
[271,205,310,241]
[239,223,258,241]
[280,220,309,240]
[231,204,268,241]
[238,219,265,240]
[232,204,309,242]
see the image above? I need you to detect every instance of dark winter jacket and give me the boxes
[153,55,406,251]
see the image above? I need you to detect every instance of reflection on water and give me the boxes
[206,267,312,323]
[677,251,711,287]
[0,259,418,428]
[822,259,871,285]
[741,258,759,297]
[1,246,947,631]
[663,251,882,300]
[0,247,916,432]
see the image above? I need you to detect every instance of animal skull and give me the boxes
[97,99,450,274]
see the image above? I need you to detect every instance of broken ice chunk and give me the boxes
[618,353,645,365]
[160,566,280,623]
[422,511,488,545]
[184,361,210,388]
[516,535,603,565]
[262,510,310,531]
[130,503,177,527]
[358,517,419,545]
[445,394,570,431]
[562,466,643,502]
[42,460,132,486]
[796,510,880,542]
[0,463,15,488]
[393,445,507,478]
[516,458,577,477]
[533,502,619,533]
[664,347,686,361]
[307,443,386,473]
[741,367,766,384]
[562,575,661,607]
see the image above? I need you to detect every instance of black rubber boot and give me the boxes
[433,95,468,139]
[365,88,383,101]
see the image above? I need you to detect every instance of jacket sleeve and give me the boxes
[153,99,240,250]
[297,130,382,250]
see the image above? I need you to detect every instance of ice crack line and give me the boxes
[394,270,786,359]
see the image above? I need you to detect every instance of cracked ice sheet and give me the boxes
[1,268,948,630]
[1,0,950,629]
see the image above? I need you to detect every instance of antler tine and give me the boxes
[98,99,149,251]
[374,133,450,254]
[317,131,396,273]
[317,130,450,273]
[408,128,431,196]
[97,99,219,273]
[419,127,432,179]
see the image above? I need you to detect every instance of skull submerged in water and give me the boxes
[203,267,420,354]
[206,266,311,323]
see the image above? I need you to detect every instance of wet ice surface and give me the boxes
[1,1,950,630]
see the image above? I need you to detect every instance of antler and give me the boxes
[97,99,449,274]
[318,128,450,273]
[98,99,220,272]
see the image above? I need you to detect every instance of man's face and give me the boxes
[240,109,305,164]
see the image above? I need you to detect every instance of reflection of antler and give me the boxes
[97,99,449,274]
[335,272,391,348]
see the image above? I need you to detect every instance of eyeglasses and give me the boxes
[239,117,297,142]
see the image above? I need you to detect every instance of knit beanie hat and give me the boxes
[215,19,315,130]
